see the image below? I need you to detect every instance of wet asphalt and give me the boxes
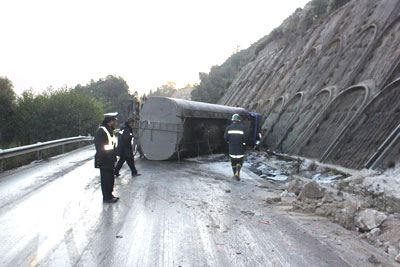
[0,146,353,267]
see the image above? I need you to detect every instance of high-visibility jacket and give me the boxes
[94,123,117,169]
[224,123,247,158]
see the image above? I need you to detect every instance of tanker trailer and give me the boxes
[138,97,251,160]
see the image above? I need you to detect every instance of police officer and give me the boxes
[95,112,119,203]
[115,118,140,177]
[224,114,246,181]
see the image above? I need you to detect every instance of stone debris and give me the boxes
[288,179,302,195]
[241,210,255,217]
[297,181,324,200]
[245,150,400,260]
[386,245,399,257]
[395,254,400,263]
[280,190,296,197]
[366,228,381,239]
[367,254,380,264]
[354,209,387,231]
[333,205,357,230]
[265,196,282,204]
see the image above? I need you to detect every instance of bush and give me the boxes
[11,88,103,145]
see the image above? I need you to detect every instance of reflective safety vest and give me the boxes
[228,130,244,135]
[224,123,246,158]
[100,126,116,151]
[229,154,244,158]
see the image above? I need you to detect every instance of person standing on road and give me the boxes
[95,112,119,203]
[115,118,141,177]
[224,114,246,181]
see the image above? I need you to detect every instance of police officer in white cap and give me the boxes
[94,112,119,203]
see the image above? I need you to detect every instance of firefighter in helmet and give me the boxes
[224,114,246,181]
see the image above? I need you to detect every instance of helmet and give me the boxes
[232,114,240,122]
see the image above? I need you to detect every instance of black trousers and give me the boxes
[115,155,137,175]
[100,168,115,200]
[230,157,244,175]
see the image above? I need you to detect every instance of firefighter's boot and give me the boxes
[235,164,241,181]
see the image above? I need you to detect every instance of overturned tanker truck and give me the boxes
[138,97,261,160]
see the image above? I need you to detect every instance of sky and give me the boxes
[0,0,310,95]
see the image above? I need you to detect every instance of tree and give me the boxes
[310,0,329,20]
[148,81,177,97]
[75,75,133,123]
[12,88,103,145]
[0,77,16,144]
[328,0,351,12]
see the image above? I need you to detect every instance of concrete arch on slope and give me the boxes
[249,102,259,112]
[301,38,343,94]
[316,24,378,90]
[295,83,370,160]
[233,53,283,106]
[381,57,400,90]
[280,46,320,96]
[257,98,273,115]
[260,96,285,146]
[351,15,400,90]
[277,87,334,153]
[323,78,400,169]
[263,92,305,149]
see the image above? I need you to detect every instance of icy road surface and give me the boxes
[0,147,392,267]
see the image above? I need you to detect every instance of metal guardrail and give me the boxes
[0,136,93,161]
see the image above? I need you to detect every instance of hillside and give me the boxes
[220,0,400,170]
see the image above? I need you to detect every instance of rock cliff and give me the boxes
[220,0,400,170]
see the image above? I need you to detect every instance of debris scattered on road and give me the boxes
[288,179,302,195]
[258,220,270,225]
[354,209,387,231]
[241,210,255,216]
[216,243,224,246]
[395,254,400,263]
[368,254,380,264]
[225,189,231,193]
[265,196,282,204]
[116,235,123,238]
[298,181,325,200]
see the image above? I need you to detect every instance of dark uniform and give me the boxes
[95,114,118,202]
[224,117,246,180]
[115,121,139,176]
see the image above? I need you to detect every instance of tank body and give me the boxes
[139,97,248,160]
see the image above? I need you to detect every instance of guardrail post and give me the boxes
[61,144,65,154]
[36,150,42,160]
[0,160,3,172]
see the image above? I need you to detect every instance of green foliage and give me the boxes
[328,0,351,12]
[11,88,103,145]
[148,81,177,97]
[310,0,329,18]
[0,77,16,143]
[191,47,255,103]
[190,0,352,104]
[75,75,132,122]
